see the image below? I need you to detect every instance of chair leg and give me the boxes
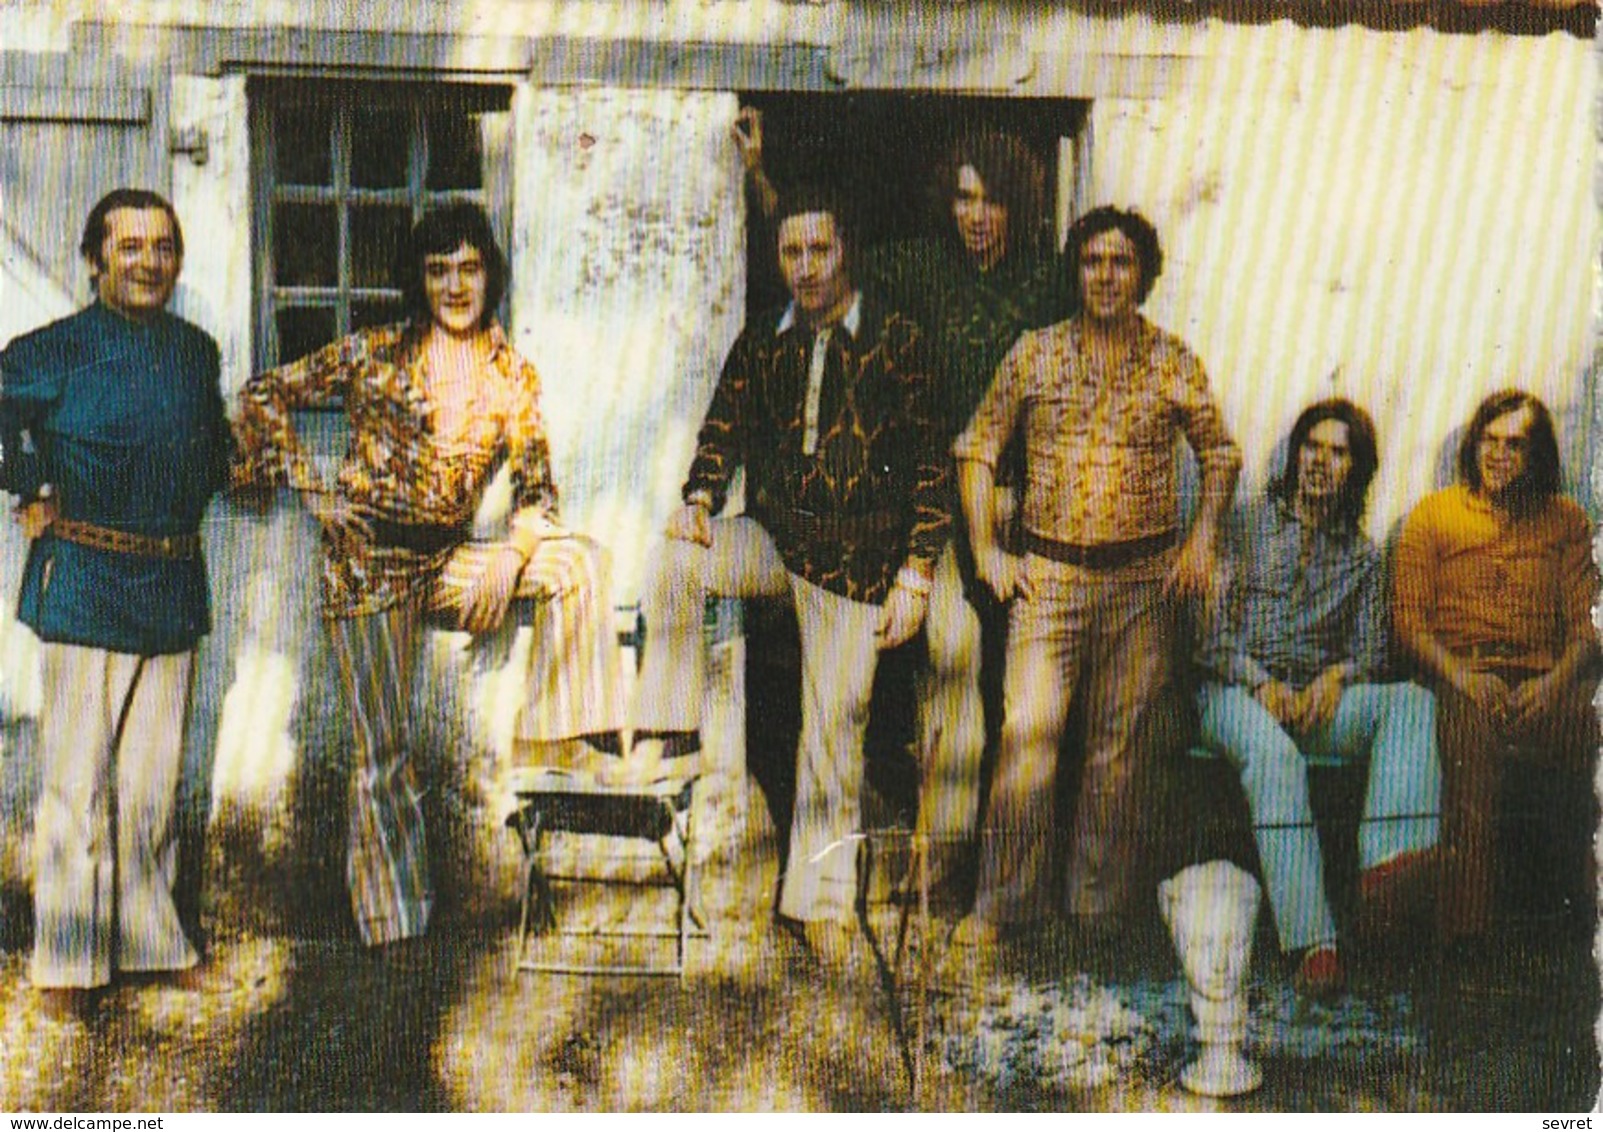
[512,809,550,976]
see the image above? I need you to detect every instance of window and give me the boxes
[249,80,512,370]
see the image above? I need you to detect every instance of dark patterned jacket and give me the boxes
[683,292,952,605]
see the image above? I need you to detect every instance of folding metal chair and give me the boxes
[505,767,706,979]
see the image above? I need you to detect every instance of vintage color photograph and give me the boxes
[0,0,1596,1112]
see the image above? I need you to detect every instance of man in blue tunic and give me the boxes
[0,188,233,1018]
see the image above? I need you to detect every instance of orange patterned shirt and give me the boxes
[955,315,1239,564]
[233,321,559,618]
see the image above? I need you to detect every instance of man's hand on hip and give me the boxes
[15,496,57,540]
[976,547,1032,602]
[1164,532,1220,604]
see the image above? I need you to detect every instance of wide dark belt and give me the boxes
[780,507,901,546]
[1024,529,1178,570]
[50,517,200,560]
[369,519,470,556]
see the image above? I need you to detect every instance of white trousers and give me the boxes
[631,517,883,923]
[32,644,199,988]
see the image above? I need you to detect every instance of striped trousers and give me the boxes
[335,535,623,946]
[32,644,200,988]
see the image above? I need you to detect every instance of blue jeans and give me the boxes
[1197,681,1439,952]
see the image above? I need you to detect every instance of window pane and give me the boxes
[353,299,404,332]
[426,109,485,191]
[351,108,411,189]
[273,203,338,287]
[276,306,338,366]
[350,206,411,289]
[277,105,333,186]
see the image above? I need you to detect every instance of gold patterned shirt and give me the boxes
[233,321,560,618]
[954,315,1240,564]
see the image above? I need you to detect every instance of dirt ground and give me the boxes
[0,640,1597,1112]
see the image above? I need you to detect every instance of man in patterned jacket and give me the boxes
[627,187,951,965]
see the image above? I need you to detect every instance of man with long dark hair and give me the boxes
[1394,389,1598,954]
[235,202,623,949]
[1,188,232,1017]
[1198,398,1438,996]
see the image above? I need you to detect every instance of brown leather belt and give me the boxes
[1024,529,1178,570]
[369,519,471,556]
[50,518,200,560]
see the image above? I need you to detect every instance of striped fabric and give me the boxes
[31,644,199,987]
[330,604,434,947]
[332,534,623,946]
[501,535,625,742]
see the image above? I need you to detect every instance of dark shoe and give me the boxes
[1358,848,1437,940]
[37,987,100,1023]
[1294,944,1345,999]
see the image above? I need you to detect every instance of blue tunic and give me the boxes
[0,302,232,655]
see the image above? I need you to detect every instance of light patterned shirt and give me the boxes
[954,315,1239,554]
[233,321,560,618]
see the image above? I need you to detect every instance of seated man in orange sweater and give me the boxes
[1393,389,1598,953]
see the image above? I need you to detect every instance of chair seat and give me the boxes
[505,765,704,979]
[506,768,696,840]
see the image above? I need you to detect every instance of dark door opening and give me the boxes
[734,92,1091,868]
[738,91,1089,314]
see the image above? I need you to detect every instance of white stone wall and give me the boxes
[1085,24,1596,539]
[507,85,747,602]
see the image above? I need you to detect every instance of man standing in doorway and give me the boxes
[736,111,1068,906]
[627,188,950,965]
[0,188,233,1017]
[953,206,1241,944]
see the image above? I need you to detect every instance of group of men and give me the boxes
[700,113,1598,989]
[2,121,1596,1017]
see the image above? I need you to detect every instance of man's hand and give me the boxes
[457,544,526,634]
[975,547,1032,603]
[876,583,927,650]
[732,107,764,174]
[1453,667,1513,727]
[15,496,56,540]
[1510,671,1564,730]
[304,491,376,547]
[1254,679,1299,728]
[1164,532,1220,604]
[1292,667,1346,733]
[665,502,712,547]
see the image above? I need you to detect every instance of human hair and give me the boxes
[774,184,857,266]
[1457,388,1562,512]
[393,202,508,332]
[79,188,184,275]
[1268,398,1380,534]
[934,130,1048,260]
[1065,205,1164,306]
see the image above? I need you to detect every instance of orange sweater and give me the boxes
[1393,483,1597,673]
